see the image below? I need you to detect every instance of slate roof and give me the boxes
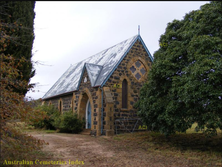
[42,34,153,99]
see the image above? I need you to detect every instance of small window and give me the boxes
[140,68,146,75]
[130,66,136,73]
[72,99,74,112]
[135,73,141,80]
[135,61,141,68]
[122,79,127,108]
[41,101,45,106]
[58,100,62,113]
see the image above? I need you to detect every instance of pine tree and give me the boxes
[0,1,36,95]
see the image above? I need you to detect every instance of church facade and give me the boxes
[42,34,153,136]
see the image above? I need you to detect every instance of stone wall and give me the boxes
[45,94,73,113]
[103,39,152,134]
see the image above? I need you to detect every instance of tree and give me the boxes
[0,1,36,95]
[0,22,45,165]
[135,1,222,136]
[0,2,47,164]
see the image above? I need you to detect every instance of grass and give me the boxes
[186,122,222,134]
[1,122,58,167]
[111,124,222,166]
[24,128,57,133]
[7,121,58,134]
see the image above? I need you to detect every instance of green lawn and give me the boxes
[186,122,222,134]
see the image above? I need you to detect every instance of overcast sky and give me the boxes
[25,1,209,100]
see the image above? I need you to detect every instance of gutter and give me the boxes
[42,91,75,101]
[99,86,104,135]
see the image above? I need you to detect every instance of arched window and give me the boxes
[58,100,62,113]
[72,99,74,112]
[41,101,45,106]
[122,79,128,108]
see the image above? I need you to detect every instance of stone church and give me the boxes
[42,34,153,136]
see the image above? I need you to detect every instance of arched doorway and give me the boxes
[78,91,93,130]
[86,99,91,129]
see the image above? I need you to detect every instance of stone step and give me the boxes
[80,129,91,135]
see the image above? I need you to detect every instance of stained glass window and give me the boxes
[130,60,147,81]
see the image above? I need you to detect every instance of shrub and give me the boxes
[30,104,60,130]
[53,110,83,133]
[1,125,46,165]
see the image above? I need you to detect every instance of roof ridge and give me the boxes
[85,62,103,68]
[71,34,139,66]
[99,35,139,87]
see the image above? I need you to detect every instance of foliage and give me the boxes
[0,2,47,165]
[53,110,84,133]
[30,105,84,133]
[136,1,222,136]
[0,22,41,127]
[30,104,60,130]
[0,125,46,165]
[0,1,36,95]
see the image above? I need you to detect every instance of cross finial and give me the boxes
[138,25,140,35]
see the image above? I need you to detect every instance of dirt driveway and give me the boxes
[30,132,195,167]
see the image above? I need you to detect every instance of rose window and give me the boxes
[130,60,147,81]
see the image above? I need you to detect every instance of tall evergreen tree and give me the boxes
[0,1,36,95]
[136,1,222,136]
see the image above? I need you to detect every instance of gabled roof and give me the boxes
[85,63,103,86]
[42,34,153,100]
